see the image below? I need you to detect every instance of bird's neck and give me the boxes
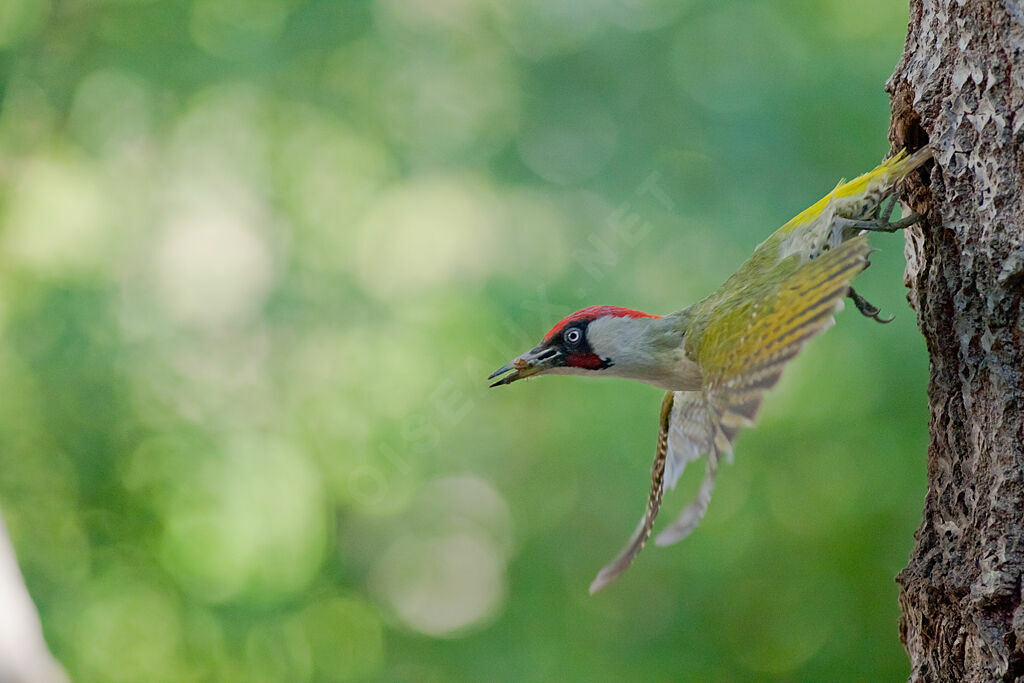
[587,312,701,391]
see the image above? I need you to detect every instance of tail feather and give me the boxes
[783,146,931,231]
[831,146,932,204]
[884,146,933,179]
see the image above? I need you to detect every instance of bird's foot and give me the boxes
[845,212,923,233]
[848,287,894,324]
[838,194,923,233]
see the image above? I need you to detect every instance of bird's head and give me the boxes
[488,305,661,387]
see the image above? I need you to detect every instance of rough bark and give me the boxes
[887,1,1024,680]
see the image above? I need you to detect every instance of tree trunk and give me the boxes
[887,1,1024,680]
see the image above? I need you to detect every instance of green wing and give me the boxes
[588,237,872,589]
[655,235,872,546]
[697,234,871,411]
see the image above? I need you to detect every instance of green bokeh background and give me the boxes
[0,1,927,680]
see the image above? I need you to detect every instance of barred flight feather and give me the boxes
[653,236,872,547]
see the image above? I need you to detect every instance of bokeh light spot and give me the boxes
[369,475,511,638]
[157,435,327,604]
[1,156,110,277]
[353,176,499,300]
[373,532,505,637]
[153,195,274,328]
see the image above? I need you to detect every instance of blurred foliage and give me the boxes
[0,0,927,680]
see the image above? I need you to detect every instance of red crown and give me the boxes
[543,305,658,344]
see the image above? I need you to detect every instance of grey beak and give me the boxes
[488,347,561,387]
[488,363,515,381]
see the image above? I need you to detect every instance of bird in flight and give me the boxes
[489,148,932,593]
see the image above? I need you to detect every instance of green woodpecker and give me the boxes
[489,148,932,593]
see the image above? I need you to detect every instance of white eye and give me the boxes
[564,327,582,345]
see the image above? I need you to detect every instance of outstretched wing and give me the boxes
[589,236,871,591]
[655,234,873,545]
[586,150,928,591]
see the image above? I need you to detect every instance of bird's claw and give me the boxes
[848,287,894,324]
